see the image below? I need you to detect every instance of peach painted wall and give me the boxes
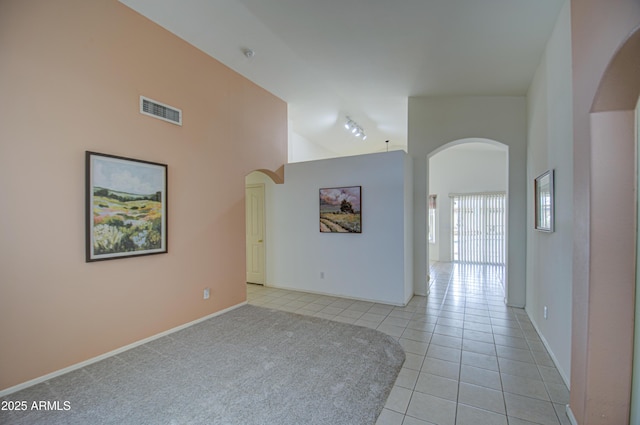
[0,0,286,391]
[570,0,640,423]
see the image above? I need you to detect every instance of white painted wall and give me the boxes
[525,1,572,385]
[408,97,527,305]
[403,154,415,303]
[289,130,339,163]
[429,144,508,262]
[252,150,413,305]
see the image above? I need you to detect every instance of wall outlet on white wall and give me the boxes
[204,288,210,300]
[543,305,548,320]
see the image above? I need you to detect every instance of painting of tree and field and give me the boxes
[319,186,361,233]
[87,152,167,261]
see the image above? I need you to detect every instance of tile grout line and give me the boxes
[248,264,566,425]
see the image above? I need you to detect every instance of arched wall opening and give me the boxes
[248,168,285,185]
[427,138,509,296]
[244,169,284,287]
[408,96,527,306]
[570,23,640,424]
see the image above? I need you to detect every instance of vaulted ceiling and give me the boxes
[120,0,564,157]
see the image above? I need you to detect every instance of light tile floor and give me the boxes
[247,262,571,425]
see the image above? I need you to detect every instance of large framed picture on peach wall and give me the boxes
[86,151,168,261]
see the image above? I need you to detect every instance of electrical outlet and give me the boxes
[204,288,210,300]
[543,305,548,319]
[320,272,325,279]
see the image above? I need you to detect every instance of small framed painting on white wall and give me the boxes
[534,169,554,232]
[319,186,362,233]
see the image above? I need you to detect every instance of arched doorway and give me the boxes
[408,96,528,307]
[245,170,283,285]
[427,138,509,295]
[429,139,509,262]
[569,24,640,424]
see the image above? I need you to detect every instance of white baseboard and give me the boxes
[523,310,576,425]
[525,309,571,388]
[0,302,246,397]
[566,404,578,425]
[263,283,408,306]
[414,276,430,297]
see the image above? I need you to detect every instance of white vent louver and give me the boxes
[140,96,182,126]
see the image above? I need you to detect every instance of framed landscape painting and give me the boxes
[319,186,362,233]
[86,151,168,262]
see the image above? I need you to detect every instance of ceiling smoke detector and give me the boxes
[242,48,255,59]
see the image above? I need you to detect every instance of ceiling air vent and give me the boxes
[140,96,182,126]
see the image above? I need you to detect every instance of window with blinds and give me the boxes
[428,195,437,243]
[451,192,506,265]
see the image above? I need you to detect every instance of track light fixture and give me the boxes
[344,116,367,140]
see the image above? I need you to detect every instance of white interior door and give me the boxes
[245,184,266,284]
